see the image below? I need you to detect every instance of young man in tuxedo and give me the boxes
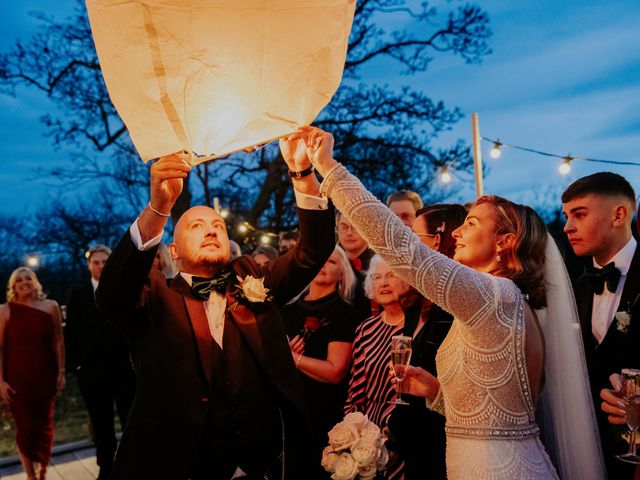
[562,172,639,479]
[96,137,335,480]
[65,245,136,480]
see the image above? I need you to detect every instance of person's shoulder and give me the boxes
[41,298,60,315]
[0,303,9,322]
[356,314,380,334]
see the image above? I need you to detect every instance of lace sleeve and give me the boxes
[320,164,521,328]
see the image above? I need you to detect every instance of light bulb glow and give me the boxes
[238,224,248,234]
[260,235,270,245]
[440,169,452,184]
[26,255,40,268]
[558,159,572,176]
[220,209,230,219]
[489,142,502,159]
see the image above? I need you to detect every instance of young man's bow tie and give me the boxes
[582,262,621,295]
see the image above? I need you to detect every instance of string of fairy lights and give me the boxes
[437,136,640,184]
[26,135,639,267]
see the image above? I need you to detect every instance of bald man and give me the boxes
[96,139,335,480]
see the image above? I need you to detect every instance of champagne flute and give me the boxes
[389,335,412,405]
[616,368,640,464]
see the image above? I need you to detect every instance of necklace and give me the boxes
[381,310,404,326]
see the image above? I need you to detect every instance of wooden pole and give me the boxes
[213,196,220,212]
[471,112,484,199]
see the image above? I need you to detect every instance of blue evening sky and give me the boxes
[1,1,639,218]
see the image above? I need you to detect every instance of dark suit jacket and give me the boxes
[574,244,640,477]
[96,207,335,480]
[575,245,640,398]
[65,282,132,373]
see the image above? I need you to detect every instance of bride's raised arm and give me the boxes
[301,128,521,327]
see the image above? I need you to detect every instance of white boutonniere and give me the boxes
[615,309,631,333]
[236,275,272,303]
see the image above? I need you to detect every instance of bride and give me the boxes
[289,127,606,479]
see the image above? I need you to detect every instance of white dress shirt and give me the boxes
[129,188,328,349]
[591,237,636,343]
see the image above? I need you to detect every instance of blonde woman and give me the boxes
[282,245,357,475]
[0,267,64,480]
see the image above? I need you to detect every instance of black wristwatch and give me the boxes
[288,165,315,179]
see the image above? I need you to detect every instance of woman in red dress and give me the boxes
[0,267,65,480]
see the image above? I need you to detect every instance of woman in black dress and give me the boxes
[282,245,358,470]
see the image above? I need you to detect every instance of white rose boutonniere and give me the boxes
[236,275,271,303]
[615,310,631,333]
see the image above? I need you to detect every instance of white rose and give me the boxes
[358,462,378,479]
[342,411,369,432]
[321,446,340,473]
[331,453,358,480]
[328,423,359,451]
[237,275,269,302]
[351,439,378,467]
[360,422,382,445]
[376,444,389,470]
[615,311,631,332]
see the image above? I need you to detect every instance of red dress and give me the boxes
[4,303,57,464]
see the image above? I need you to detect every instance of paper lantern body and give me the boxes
[86,0,356,164]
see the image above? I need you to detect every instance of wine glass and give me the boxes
[616,368,640,464]
[389,335,412,405]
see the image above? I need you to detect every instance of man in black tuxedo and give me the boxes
[96,137,335,480]
[65,244,136,480]
[562,172,640,479]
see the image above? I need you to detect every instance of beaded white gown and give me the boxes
[321,164,559,479]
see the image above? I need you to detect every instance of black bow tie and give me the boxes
[582,263,621,295]
[190,271,232,300]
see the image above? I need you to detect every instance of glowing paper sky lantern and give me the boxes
[85,0,356,164]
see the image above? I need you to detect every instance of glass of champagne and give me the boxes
[389,335,412,405]
[616,368,640,464]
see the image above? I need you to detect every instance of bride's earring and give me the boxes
[496,252,502,262]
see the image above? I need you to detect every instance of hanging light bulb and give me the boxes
[260,234,270,245]
[440,167,452,185]
[220,208,230,219]
[238,223,249,234]
[489,140,502,159]
[26,255,40,268]
[558,156,572,176]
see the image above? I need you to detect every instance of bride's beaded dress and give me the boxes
[321,164,558,479]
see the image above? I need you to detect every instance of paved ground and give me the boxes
[0,446,98,480]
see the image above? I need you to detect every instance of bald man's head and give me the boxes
[169,206,231,276]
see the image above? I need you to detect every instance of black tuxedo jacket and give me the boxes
[65,281,132,373]
[96,207,335,480]
[575,245,640,398]
[574,244,640,478]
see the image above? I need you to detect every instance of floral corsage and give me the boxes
[615,307,632,333]
[228,275,272,310]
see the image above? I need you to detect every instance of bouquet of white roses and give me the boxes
[321,412,389,480]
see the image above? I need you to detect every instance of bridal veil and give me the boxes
[536,233,607,479]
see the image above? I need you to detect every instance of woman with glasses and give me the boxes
[343,254,411,479]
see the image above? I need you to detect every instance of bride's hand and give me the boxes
[391,365,439,400]
[287,127,337,177]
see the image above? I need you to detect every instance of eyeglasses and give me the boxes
[413,232,437,238]
[337,224,357,234]
[371,272,398,283]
